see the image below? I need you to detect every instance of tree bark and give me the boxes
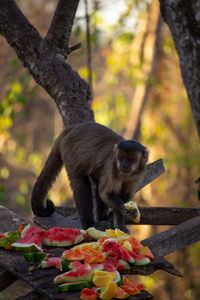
[159,0,200,139]
[0,0,94,126]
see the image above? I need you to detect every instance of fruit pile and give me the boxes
[0,225,154,299]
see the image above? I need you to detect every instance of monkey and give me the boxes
[31,122,149,233]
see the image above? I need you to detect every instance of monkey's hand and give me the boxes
[124,201,140,223]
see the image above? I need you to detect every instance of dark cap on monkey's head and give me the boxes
[118,140,146,152]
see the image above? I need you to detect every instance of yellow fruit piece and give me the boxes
[72,242,101,251]
[99,281,117,300]
[124,201,140,223]
[124,201,135,210]
[93,274,114,287]
[94,270,116,278]
[106,229,117,238]
[122,240,133,252]
[87,227,108,240]
[115,229,130,238]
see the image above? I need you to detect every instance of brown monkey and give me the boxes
[31,122,148,233]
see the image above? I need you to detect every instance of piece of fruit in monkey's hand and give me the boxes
[124,201,140,223]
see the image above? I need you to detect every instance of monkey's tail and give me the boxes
[31,134,64,217]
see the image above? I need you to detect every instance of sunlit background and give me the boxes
[0,0,200,299]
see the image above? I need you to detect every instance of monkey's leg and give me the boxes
[71,176,95,229]
[89,176,109,222]
[113,210,129,234]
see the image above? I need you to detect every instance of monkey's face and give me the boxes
[116,149,143,176]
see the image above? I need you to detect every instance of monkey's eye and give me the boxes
[118,155,124,161]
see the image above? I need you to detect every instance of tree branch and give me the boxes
[46,0,80,58]
[0,0,42,78]
[159,0,200,139]
[0,0,94,126]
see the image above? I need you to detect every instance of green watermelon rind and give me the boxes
[24,252,47,262]
[0,235,19,247]
[58,281,92,292]
[133,255,150,266]
[11,242,43,253]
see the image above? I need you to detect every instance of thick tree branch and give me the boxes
[0,0,94,126]
[46,0,79,58]
[159,0,200,139]
[0,0,42,78]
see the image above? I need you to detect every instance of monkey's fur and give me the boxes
[31,122,148,232]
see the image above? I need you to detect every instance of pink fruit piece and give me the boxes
[43,227,86,247]
[41,257,69,271]
[103,240,134,264]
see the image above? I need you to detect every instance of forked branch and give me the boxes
[46,0,80,58]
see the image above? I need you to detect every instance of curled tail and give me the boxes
[31,133,64,217]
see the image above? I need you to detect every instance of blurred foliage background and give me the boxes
[0,0,200,299]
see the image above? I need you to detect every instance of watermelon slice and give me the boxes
[41,257,69,271]
[102,240,134,264]
[69,261,83,270]
[20,224,44,238]
[54,263,92,284]
[117,259,131,271]
[42,227,86,247]
[130,252,150,266]
[11,224,43,252]
[58,281,93,292]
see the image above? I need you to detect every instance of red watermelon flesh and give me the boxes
[102,256,118,272]
[41,257,69,271]
[11,225,43,252]
[43,227,86,247]
[102,240,134,264]
[69,261,83,270]
[54,263,92,284]
[21,224,44,238]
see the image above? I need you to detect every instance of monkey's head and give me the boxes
[115,140,149,176]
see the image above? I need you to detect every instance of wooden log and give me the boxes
[142,216,200,257]
[121,256,182,277]
[0,205,30,232]
[0,267,17,291]
[15,290,47,300]
[136,159,165,192]
[127,207,200,225]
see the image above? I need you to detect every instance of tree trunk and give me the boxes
[159,0,200,139]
